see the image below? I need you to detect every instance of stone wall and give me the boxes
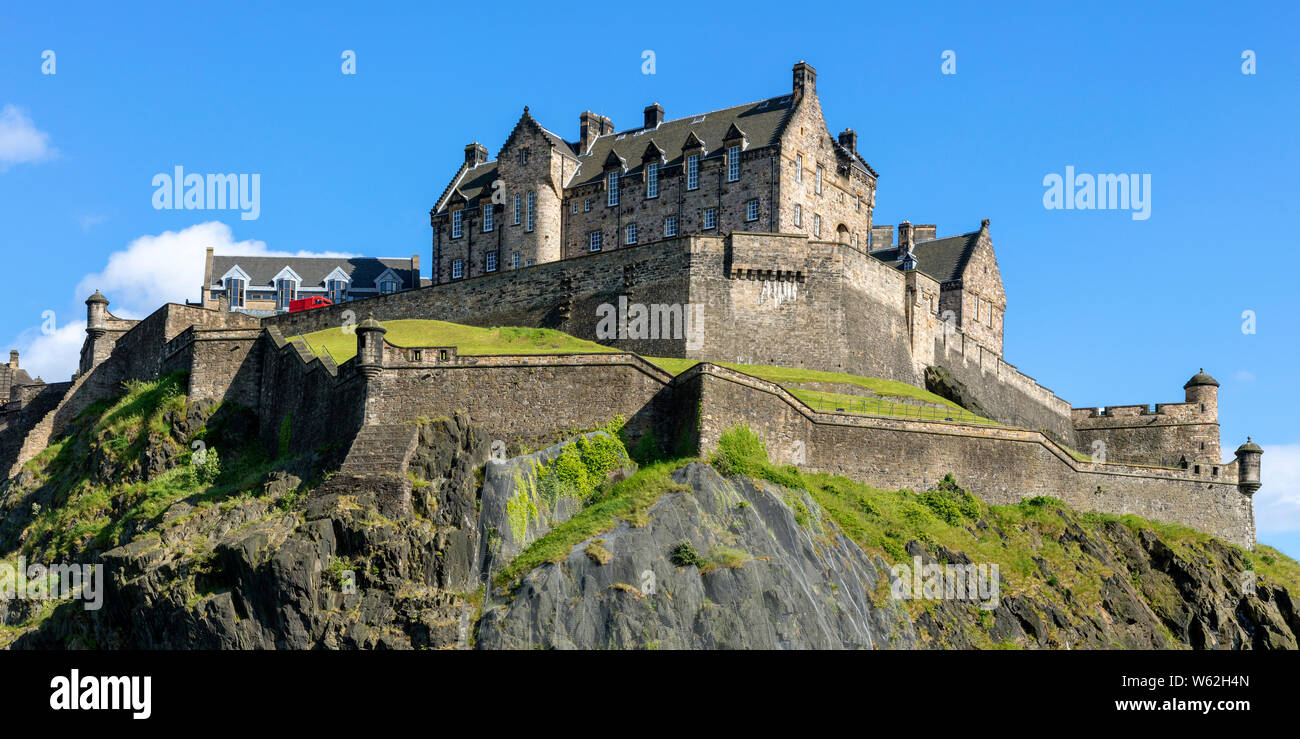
[931,330,1075,444]
[685,363,1254,548]
[363,352,675,452]
[1073,402,1222,469]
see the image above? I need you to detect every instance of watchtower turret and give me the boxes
[355,316,387,378]
[1183,368,1219,416]
[1235,437,1262,496]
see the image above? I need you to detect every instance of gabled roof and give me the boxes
[566,94,798,187]
[869,230,982,284]
[210,256,418,290]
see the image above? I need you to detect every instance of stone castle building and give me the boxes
[0,61,1264,548]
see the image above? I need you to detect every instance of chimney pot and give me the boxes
[464,142,489,167]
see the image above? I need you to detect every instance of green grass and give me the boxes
[787,388,997,425]
[292,319,620,363]
[494,458,692,588]
[645,357,970,412]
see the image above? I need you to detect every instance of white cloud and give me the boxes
[1253,443,1300,537]
[9,321,86,383]
[7,221,355,381]
[0,105,55,171]
[1233,369,1255,382]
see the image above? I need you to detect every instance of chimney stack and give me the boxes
[464,143,489,168]
[838,128,857,153]
[898,221,914,249]
[644,103,664,129]
[792,60,817,98]
[8,350,17,369]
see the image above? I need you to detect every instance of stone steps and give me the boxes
[317,424,421,515]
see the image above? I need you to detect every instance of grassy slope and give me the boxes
[292,320,619,363]
[497,424,1300,648]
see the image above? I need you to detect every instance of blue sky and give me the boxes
[2,1,1298,557]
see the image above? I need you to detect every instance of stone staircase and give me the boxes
[6,371,91,479]
[316,424,421,515]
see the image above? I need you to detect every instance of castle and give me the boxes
[0,62,1263,548]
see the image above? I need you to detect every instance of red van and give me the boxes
[289,296,334,313]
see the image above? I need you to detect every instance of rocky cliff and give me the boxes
[2,381,1296,650]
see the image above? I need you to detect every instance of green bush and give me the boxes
[711,425,769,477]
[194,447,221,485]
[670,541,705,568]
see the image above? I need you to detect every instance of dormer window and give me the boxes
[380,279,399,294]
[326,278,347,303]
[686,154,699,190]
[451,209,463,238]
[275,278,297,310]
[227,277,246,309]
[646,162,659,198]
[607,172,620,206]
[482,204,494,232]
[728,145,741,182]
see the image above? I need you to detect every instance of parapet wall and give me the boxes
[1072,401,1221,469]
[931,330,1076,444]
[683,363,1254,548]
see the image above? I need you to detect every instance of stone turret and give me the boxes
[80,290,112,375]
[355,316,387,378]
[1235,437,1262,496]
[1183,368,1219,414]
[86,290,109,339]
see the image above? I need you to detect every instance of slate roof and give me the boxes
[868,230,982,284]
[567,95,799,186]
[210,256,418,289]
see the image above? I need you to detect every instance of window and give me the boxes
[745,199,759,222]
[646,162,659,198]
[583,198,591,212]
[227,277,246,309]
[589,232,602,252]
[664,216,677,237]
[607,171,619,206]
[525,191,535,232]
[519,147,530,165]
[275,279,296,310]
[855,194,861,212]
[512,252,521,269]
[625,223,637,245]
[686,154,699,190]
[703,208,716,230]
[452,259,464,279]
[485,252,498,272]
[380,279,399,294]
[813,214,821,237]
[451,209,463,238]
[727,145,740,182]
[815,166,823,194]
[571,202,578,214]
[513,194,521,225]
[794,204,802,227]
[975,297,981,321]
[482,204,494,232]
[795,154,803,182]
